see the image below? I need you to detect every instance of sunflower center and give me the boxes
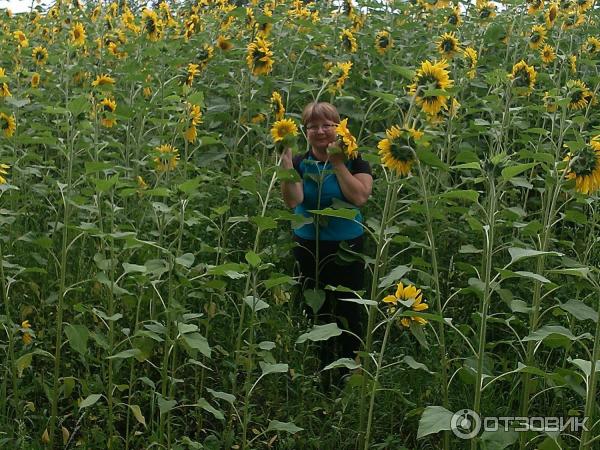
[419,73,441,91]
[103,104,114,112]
[570,89,585,103]
[0,117,7,130]
[146,18,157,33]
[378,36,389,48]
[448,14,458,25]
[480,8,491,18]
[442,39,455,52]
[531,33,541,43]
[74,29,81,39]
[253,49,267,65]
[198,49,209,60]
[513,68,531,88]
[571,147,598,176]
[390,139,415,162]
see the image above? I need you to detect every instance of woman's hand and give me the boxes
[280,147,293,169]
[326,141,347,167]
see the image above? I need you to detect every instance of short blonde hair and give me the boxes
[301,102,340,126]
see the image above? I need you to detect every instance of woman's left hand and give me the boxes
[327,141,346,166]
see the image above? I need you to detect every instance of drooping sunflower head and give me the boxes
[529,25,547,49]
[142,8,162,42]
[270,91,285,121]
[185,63,199,86]
[153,144,179,172]
[576,0,593,12]
[546,2,559,27]
[419,0,450,11]
[270,118,298,143]
[31,72,40,88]
[99,97,117,127]
[246,37,274,76]
[409,59,454,115]
[187,102,202,126]
[543,91,558,112]
[378,126,424,176]
[540,44,556,63]
[14,30,28,48]
[437,32,460,59]
[0,162,10,184]
[509,60,537,95]
[564,137,600,194]
[562,11,584,30]
[462,47,478,78]
[335,118,358,159]
[340,28,358,53]
[70,22,86,46]
[0,112,16,137]
[32,46,48,65]
[565,79,591,110]
[374,30,392,55]
[216,35,233,51]
[447,7,462,26]
[197,44,214,69]
[527,0,545,14]
[584,36,600,53]
[92,74,116,88]
[328,61,352,93]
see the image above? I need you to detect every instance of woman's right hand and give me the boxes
[280,147,293,169]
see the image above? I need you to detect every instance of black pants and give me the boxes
[293,234,365,366]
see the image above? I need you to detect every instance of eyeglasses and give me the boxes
[305,123,337,132]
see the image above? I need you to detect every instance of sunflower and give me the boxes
[575,0,593,12]
[197,44,214,70]
[478,2,497,20]
[529,25,547,49]
[185,63,199,86]
[409,59,454,116]
[437,32,460,59]
[92,74,116,87]
[583,37,600,53]
[0,112,16,137]
[21,320,33,345]
[546,2,559,27]
[335,118,358,159]
[270,91,285,121]
[136,176,148,190]
[142,8,162,41]
[339,28,358,53]
[543,91,558,112]
[540,44,556,63]
[31,72,40,88]
[569,55,577,73]
[0,163,9,184]
[527,0,544,14]
[153,144,179,172]
[382,282,428,327]
[566,79,592,110]
[378,126,423,176]
[183,102,202,143]
[562,11,584,30]
[246,37,274,76]
[559,0,574,10]
[14,30,28,48]
[216,35,233,51]
[70,22,86,46]
[565,137,600,194]
[99,98,117,128]
[1,82,10,97]
[270,118,298,143]
[446,7,462,26]
[256,21,272,38]
[328,61,352,93]
[31,46,48,65]
[374,30,392,55]
[462,47,478,79]
[419,0,450,10]
[509,60,537,95]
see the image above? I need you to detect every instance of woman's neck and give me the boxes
[310,147,328,162]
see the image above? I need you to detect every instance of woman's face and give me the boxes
[305,117,338,152]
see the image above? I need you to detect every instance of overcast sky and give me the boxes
[0,0,39,13]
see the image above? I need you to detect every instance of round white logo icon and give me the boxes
[451,409,481,439]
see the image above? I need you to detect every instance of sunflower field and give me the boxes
[1,0,600,448]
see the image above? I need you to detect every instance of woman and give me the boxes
[280,101,373,368]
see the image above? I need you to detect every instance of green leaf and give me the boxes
[85,162,113,174]
[68,95,89,117]
[64,324,89,356]
[480,430,519,450]
[206,388,235,405]
[250,216,278,231]
[508,247,563,265]
[178,177,202,194]
[244,296,270,312]
[440,189,480,203]
[323,358,361,371]
[417,150,449,170]
[175,253,195,268]
[259,362,288,375]
[378,265,410,288]
[568,358,600,377]
[523,325,590,349]
[245,251,261,267]
[107,348,142,360]
[122,263,147,274]
[267,420,304,434]
[79,394,102,409]
[416,406,454,439]
[498,269,552,284]
[304,288,325,314]
[94,174,119,193]
[402,356,435,374]
[15,350,53,378]
[560,300,598,322]
[195,398,224,420]
[307,207,358,220]
[157,395,177,415]
[296,323,342,344]
[501,163,537,181]
[182,332,211,358]
[128,404,147,427]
